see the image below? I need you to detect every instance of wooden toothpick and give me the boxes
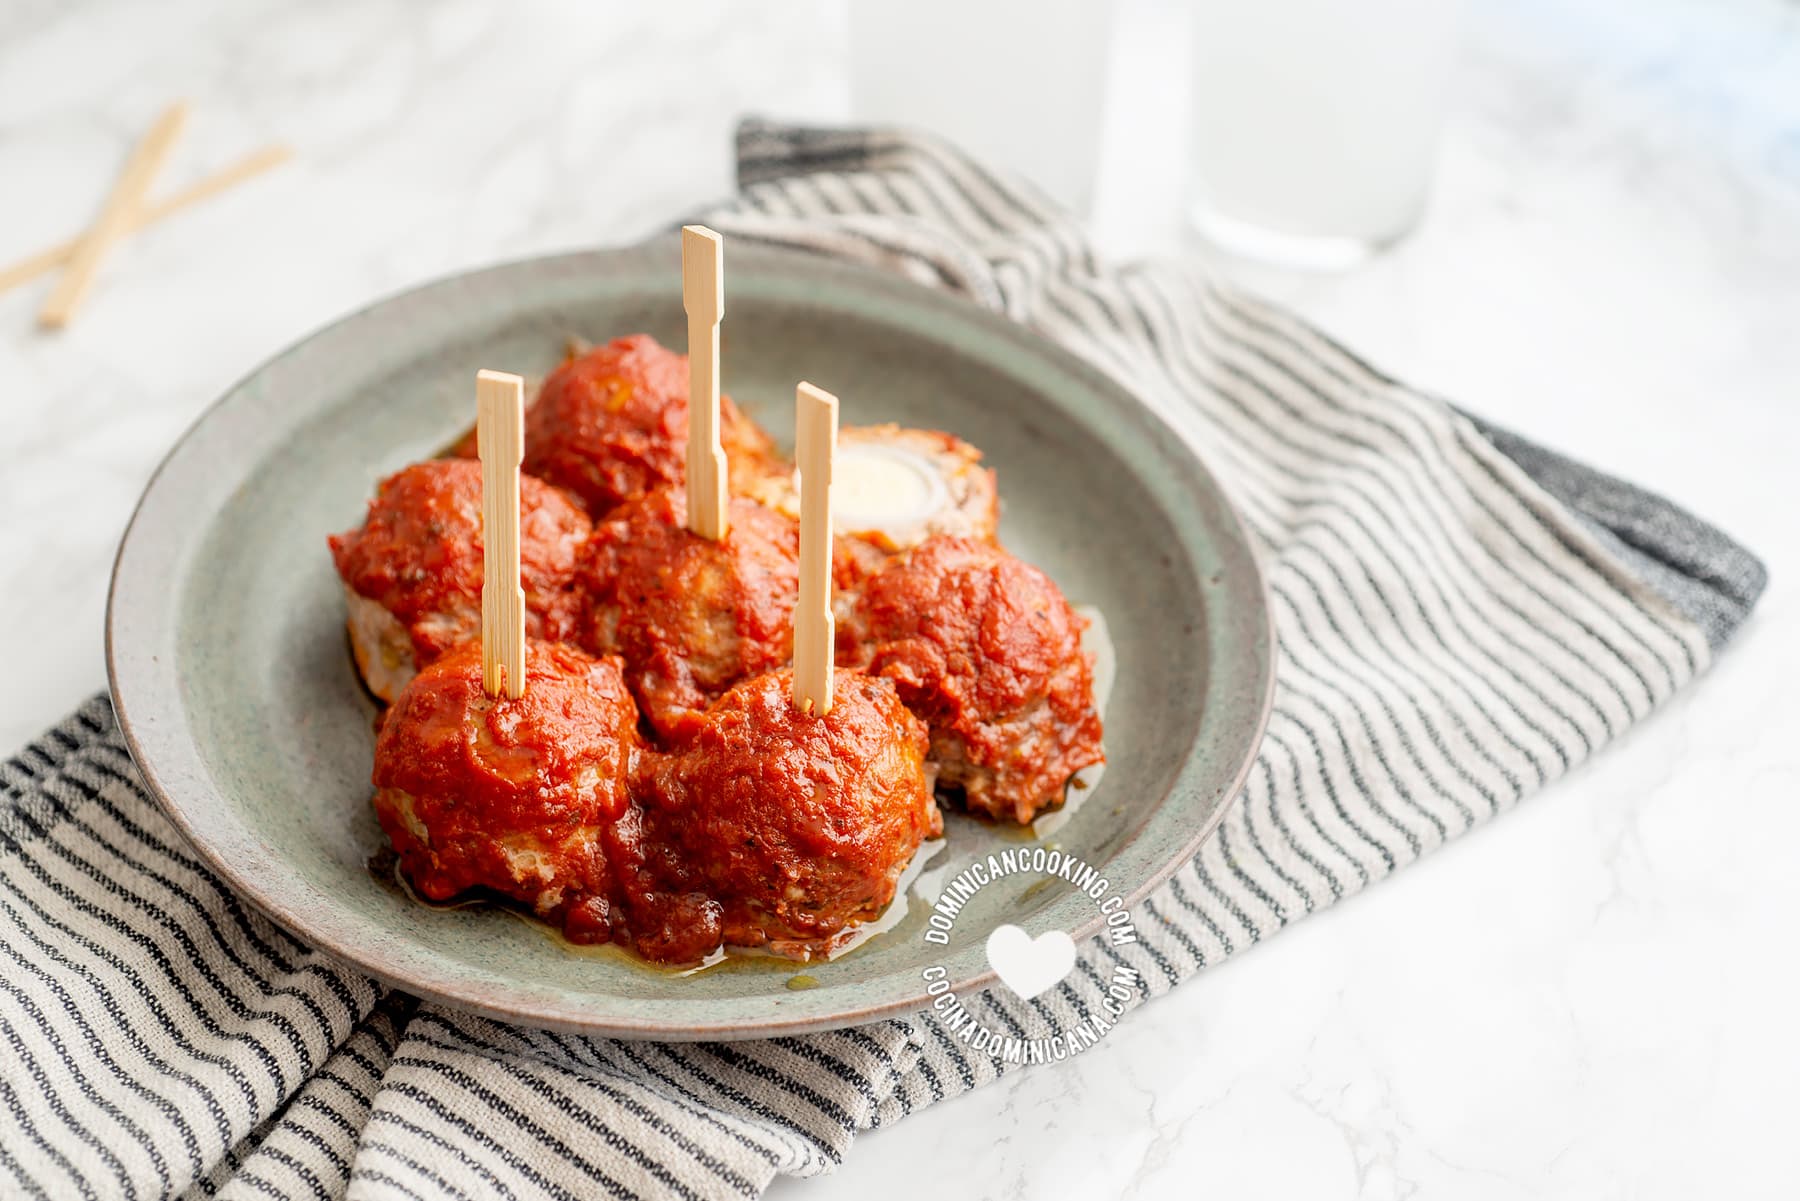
[682,224,728,540]
[0,145,291,297]
[793,381,838,717]
[39,100,191,329]
[476,370,527,700]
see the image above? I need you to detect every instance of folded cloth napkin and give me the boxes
[0,120,1766,1201]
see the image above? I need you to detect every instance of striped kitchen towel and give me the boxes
[0,119,1766,1201]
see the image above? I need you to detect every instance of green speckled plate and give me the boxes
[106,236,1273,1040]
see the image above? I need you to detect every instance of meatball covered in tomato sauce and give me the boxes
[581,486,800,742]
[516,334,779,514]
[633,669,942,958]
[371,641,641,940]
[840,535,1104,824]
[747,424,999,553]
[328,459,591,703]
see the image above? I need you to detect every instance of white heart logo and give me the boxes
[985,924,1077,1001]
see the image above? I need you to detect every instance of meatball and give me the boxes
[516,334,780,514]
[328,459,591,703]
[371,640,642,941]
[839,535,1104,824]
[746,424,999,579]
[633,668,942,958]
[581,486,800,742]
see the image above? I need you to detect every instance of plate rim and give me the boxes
[105,236,1276,1039]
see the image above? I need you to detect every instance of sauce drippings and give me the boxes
[1030,603,1114,840]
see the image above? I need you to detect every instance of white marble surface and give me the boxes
[3,0,1797,1196]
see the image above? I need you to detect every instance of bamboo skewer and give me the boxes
[476,370,528,700]
[39,101,191,329]
[681,224,728,540]
[793,381,839,717]
[0,144,291,296]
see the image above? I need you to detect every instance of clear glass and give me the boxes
[1186,0,1463,268]
[847,0,1116,217]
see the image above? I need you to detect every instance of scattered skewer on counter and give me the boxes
[3,100,291,329]
[332,223,1104,966]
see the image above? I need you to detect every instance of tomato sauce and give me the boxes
[520,334,778,515]
[581,486,800,742]
[329,459,589,662]
[841,535,1105,824]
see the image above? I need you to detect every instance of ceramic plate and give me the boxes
[106,236,1273,1040]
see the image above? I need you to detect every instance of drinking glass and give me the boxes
[1186,0,1463,267]
[847,0,1117,217]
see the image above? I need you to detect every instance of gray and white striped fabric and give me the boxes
[0,120,1765,1200]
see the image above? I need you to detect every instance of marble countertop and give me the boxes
[2,0,1795,1196]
